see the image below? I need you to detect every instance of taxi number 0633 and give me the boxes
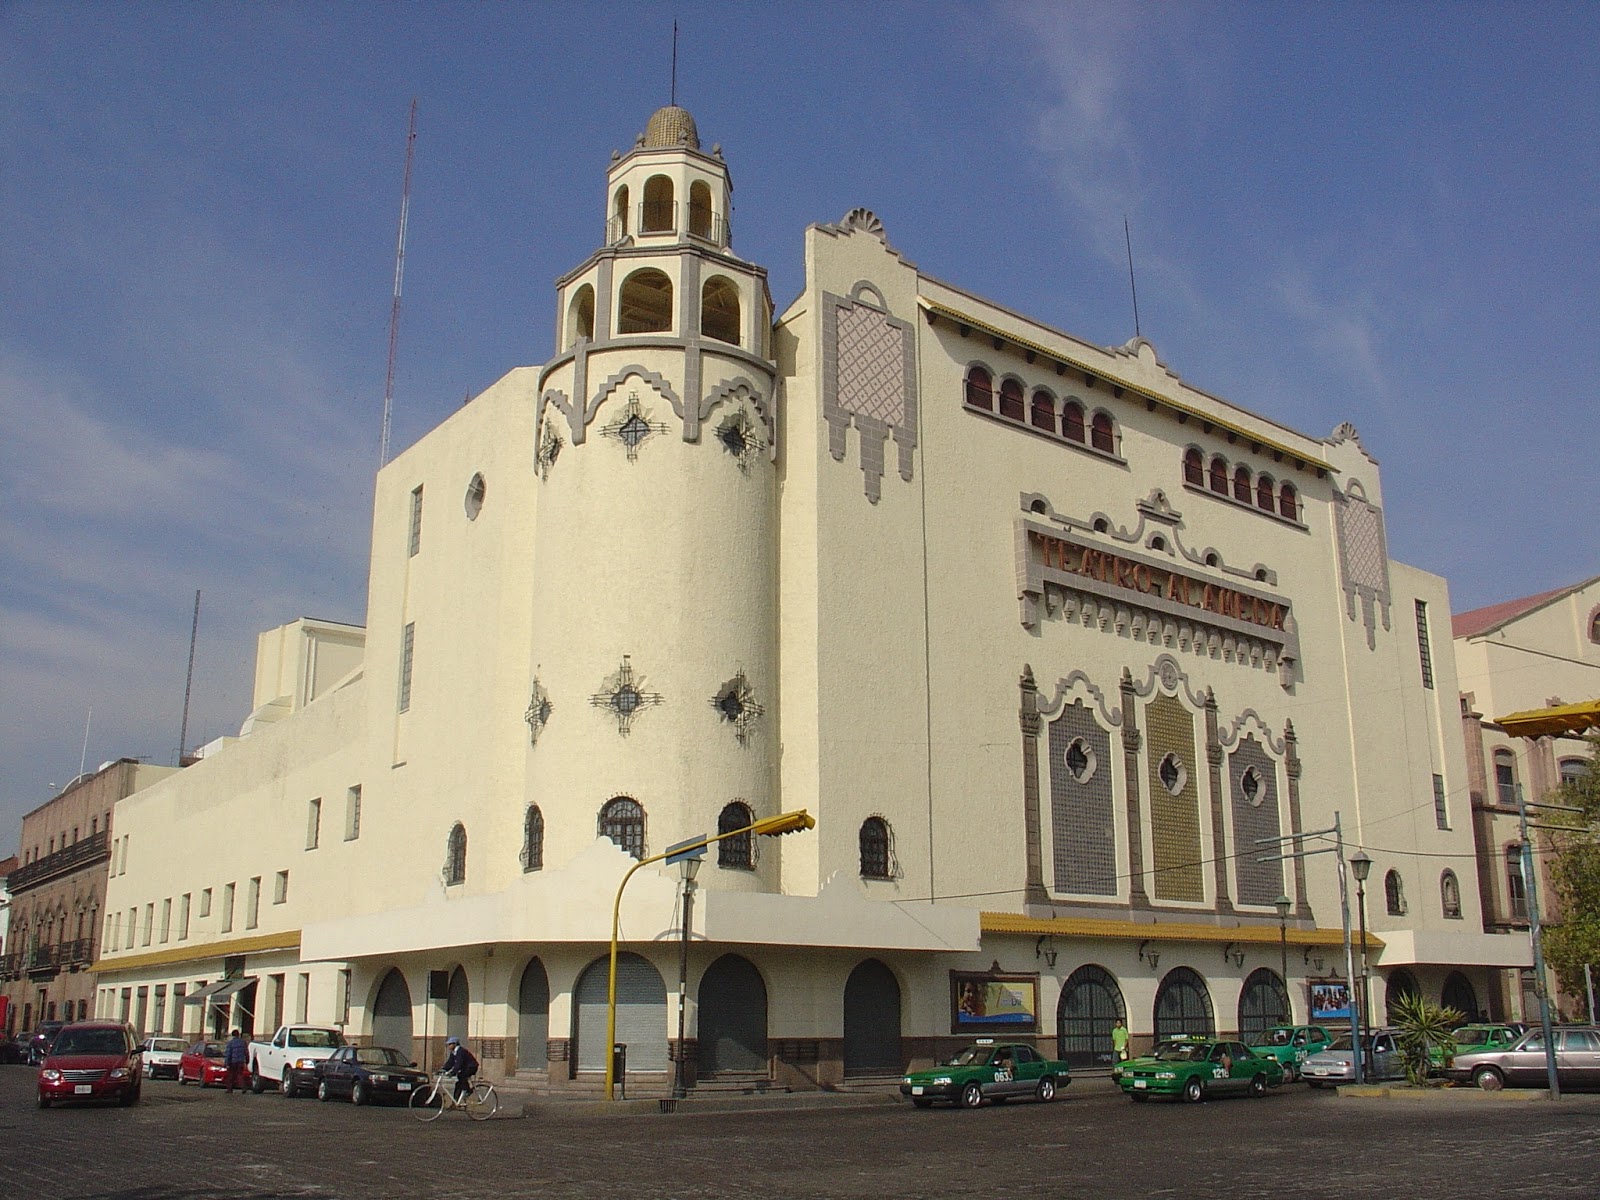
[995,1068,1013,1083]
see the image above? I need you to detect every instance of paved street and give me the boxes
[2,1065,1598,1199]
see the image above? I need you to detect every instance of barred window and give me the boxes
[1432,774,1449,830]
[522,805,545,872]
[445,823,467,886]
[600,797,646,860]
[399,622,416,713]
[859,816,892,880]
[717,801,754,869]
[1415,600,1435,689]
[408,485,423,557]
[1384,869,1406,916]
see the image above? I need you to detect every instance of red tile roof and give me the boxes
[1453,583,1581,639]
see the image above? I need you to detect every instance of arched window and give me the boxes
[1384,869,1406,916]
[998,378,1025,421]
[1440,869,1462,919]
[1590,610,1600,644]
[1384,969,1420,1022]
[1238,968,1292,1040]
[1030,389,1056,432]
[1153,966,1215,1042]
[444,823,466,886]
[964,366,993,411]
[641,174,674,232]
[700,276,741,345]
[1256,474,1275,510]
[1278,482,1298,521]
[1493,749,1517,806]
[568,283,594,345]
[1091,411,1115,453]
[1183,448,1204,486]
[600,797,646,860]
[521,805,544,873]
[1560,757,1588,786]
[617,268,673,334]
[1062,401,1086,442]
[688,180,713,239]
[1056,964,1126,1069]
[1209,456,1228,494]
[1505,845,1528,920]
[612,185,630,238]
[1233,465,1253,503]
[859,817,892,880]
[1441,971,1478,1021]
[717,801,754,870]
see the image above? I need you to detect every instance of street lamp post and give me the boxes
[672,855,701,1100]
[1274,893,1292,1019]
[1350,850,1373,1085]
[605,809,815,1101]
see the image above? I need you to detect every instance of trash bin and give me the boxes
[612,1043,627,1099]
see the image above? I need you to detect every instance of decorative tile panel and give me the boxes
[1047,701,1117,896]
[1144,693,1204,902]
[1333,479,1391,649]
[820,283,918,503]
[1229,736,1285,906]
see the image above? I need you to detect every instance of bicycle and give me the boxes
[408,1070,499,1122]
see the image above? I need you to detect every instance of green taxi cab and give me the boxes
[1116,1036,1284,1102]
[1245,1024,1333,1082]
[1430,1023,1522,1071]
[899,1039,1070,1109]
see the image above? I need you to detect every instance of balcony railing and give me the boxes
[9,830,110,893]
[604,207,731,250]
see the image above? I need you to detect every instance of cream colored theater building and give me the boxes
[93,106,1527,1088]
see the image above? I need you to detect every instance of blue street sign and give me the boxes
[665,835,708,865]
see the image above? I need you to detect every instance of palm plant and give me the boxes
[1390,992,1464,1085]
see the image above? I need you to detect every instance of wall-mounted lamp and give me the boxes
[1034,935,1058,970]
[1137,940,1160,971]
[1304,947,1325,974]
[1222,943,1246,969]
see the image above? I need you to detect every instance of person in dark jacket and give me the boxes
[223,1029,250,1094]
[442,1036,477,1101]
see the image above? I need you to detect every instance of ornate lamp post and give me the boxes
[1274,892,1292,1020]
[673,855,702,1100]
[1349,850,1373,1084]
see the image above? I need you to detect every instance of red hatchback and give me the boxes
[37,1021,142,1108]
[178,1039,234,1087]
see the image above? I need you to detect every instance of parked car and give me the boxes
[177,1039,233,1087]
[248,1024,346,1096]
[314,1045,429,1105]
[899,1040,1070,1108]
[27,1020,66,1065]
[1245,1025,1334,1082]
[36,1021,142,1108]
[1116,1036,1283,1102]
[139,1036,189,1080]
[1441,1025,1600,1091]
[1300,1028,1404,1086]
[0,1033,28,1064]
[1429,1023,1522,1071]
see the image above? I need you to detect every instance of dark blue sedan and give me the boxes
[313,1045,428,1105]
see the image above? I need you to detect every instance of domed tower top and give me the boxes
[642,104,700,150]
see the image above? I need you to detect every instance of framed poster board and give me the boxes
[1308,980,1353,1023]
[950,971,1039,1034]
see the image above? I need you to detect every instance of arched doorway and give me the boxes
[1056,964,1125,1069]
[843,959,902,1076]
[517,959,550,1075]
[1153,967,1215,1042]
[573,953,667,1073]
[1238,969,1291,1041]
[697,954,768,1075]
[372,969,413,1052]
[1441,971,1479,1022]
[1385,969,1420,1023]
[446,966,469,1043]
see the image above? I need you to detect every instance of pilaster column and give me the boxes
[1121,669,1150,909]
[1204,689,1234,914]
[1020,665,1049,907]
[1284,721,1313,922]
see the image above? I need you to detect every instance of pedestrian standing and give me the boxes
[1111,1017,1130,1062]
[224,1028,250,1094]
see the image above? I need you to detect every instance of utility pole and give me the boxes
[1517,782,1575,1099]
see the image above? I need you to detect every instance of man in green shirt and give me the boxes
[1111,1018,1130,1062]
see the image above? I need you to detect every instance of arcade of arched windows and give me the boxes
[1182,446,1301,524]
[963,364,1121,459]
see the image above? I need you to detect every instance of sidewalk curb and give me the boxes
[1335,1084,1546,1101]
[519,1091,905,1118]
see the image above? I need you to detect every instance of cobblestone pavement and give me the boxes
[2,1065,1598,1199]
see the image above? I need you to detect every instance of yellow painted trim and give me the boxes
[981,911,1381,951]
[920,298,1336,474]
[91,930,302,976]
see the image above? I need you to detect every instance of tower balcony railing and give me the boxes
[604,207,731,250]
[639,200,678,236]
[688,213,731,249]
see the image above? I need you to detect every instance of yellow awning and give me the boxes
[90,930,302,976]
[981,911,1380,951]
[1495,699,1600,739]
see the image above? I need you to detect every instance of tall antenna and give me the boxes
[1124,215,1142,339]
[178,589,201,764]
[670,21,679,106]
[380,98,418,468]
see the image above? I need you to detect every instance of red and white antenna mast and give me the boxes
[380,98,418,468]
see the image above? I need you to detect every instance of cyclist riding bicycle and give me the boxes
[442,1036,478,1102]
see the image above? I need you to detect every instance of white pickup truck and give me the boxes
[249,1025,347,1096]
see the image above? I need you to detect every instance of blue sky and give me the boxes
[2,1,1596,850]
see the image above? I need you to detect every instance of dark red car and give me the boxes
[177,1039,235,1087]
[37,1021,142,1108]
